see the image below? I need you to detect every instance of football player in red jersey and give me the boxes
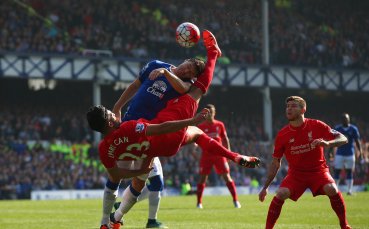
[196,104,241,209]
[258,96,351,229]
[87,30,260,229]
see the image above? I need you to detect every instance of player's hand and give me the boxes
[259,187,268,202]
[149,68,167,80]
[112,107,122,121]
[311,138,329,148]
[192,108,210,125]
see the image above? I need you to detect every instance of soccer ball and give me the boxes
[175,22,200,48]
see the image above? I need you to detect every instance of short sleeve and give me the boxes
[139,60,159,82]
[316,120,338,141]
[353,125,360,140]
[272,133,284,159]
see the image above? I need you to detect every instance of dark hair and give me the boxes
[187,58,205,77]
[86,105,108,133]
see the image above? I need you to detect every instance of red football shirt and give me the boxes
[99,119,186,169]
[273,118,339,173]
[99,120,150,169]
[198,120,227,153]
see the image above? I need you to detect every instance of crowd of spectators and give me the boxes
[0,139,106,199]
[1,0,369,68]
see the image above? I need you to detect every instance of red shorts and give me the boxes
[149,95,198,157]
[199,153,230,175]
[280,169,335,201]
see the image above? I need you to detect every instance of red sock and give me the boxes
[197,183,205,204]
[195,134,238,161]
[329,192,348,228]
[193,50,218,93]
[266,196,284,229]
[226,181,238,201]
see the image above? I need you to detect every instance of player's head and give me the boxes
[86,105,120,133]
[205,104,216,121]
[174,58,205,79]
[341,113,350,126]
[285,96,306,121]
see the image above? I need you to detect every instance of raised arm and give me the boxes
[259,157,282,202]
[149,68,191,94]
[145,108,209,136]
[112,78,141,120]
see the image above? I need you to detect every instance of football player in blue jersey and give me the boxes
[99,58,205,229]
[333,113,362,195]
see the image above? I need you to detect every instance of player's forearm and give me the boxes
[113,80,140,111]
[146,118,199,136]
[262,160,280,189]
[355,140,362,156]
[327,133,348,148]
[163,70,191,94]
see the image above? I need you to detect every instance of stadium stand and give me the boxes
[1,0,369,68]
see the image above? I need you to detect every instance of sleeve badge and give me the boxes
[135,123,145,133]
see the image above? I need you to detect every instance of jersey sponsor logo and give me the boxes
[290,143,311,155]
[207,132,219,138]
[135,123,145,133]
[147,80,167,99]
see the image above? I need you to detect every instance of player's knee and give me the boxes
[132,177,146,192]
[187,127,204,142]
[222,173,232,182]
[276,188,290,200]
[345,169,353,179]
[323,183,338,196]
[147,175,164,191]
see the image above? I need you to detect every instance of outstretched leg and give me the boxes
[183,126,260,167]
[191,30,222,101]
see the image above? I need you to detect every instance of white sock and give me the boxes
[148,191,161,220]
[137,185,150,202]
[114,186,138,221]
[347,179,353,193]
[101,186,118,225]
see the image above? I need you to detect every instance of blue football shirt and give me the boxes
[123,60,187,121]
[335,124,360,156]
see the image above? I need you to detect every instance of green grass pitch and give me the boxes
[0,192,368,228]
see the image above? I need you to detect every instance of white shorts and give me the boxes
[148,157,163,178]
[334,154,355,170]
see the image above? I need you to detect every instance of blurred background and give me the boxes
[1,0,369,200]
